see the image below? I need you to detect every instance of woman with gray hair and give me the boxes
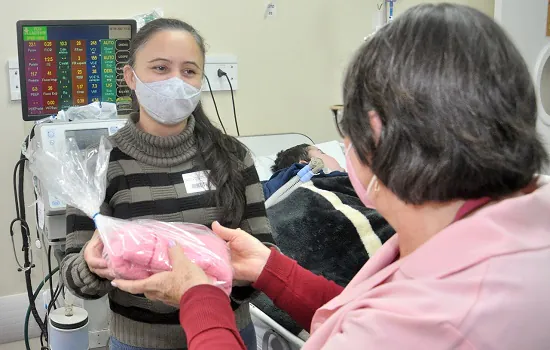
[113,3,550,349]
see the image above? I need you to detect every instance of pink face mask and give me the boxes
[345,144,378,209]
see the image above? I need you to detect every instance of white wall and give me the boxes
[0,1,496,345]
[399,0,494,14]
[494,0,550,172]
[541,61,550,115]
[327,0,495,100]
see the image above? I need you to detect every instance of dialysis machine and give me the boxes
[15,19,136,349]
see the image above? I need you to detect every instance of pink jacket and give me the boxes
[305,178,550,349]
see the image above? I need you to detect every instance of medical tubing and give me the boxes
[264,164,315,208]
[25,244,46,339]
[265,176,301,207]
[297,166,311,178]
[276,164,312,194]
[296,157,325,184]
[24,266,59,350]
[19,174,47,339]
[44,282,64,339]
[53,249,65,265]
[13,127,48,343]
[48,246,55,309]
[264,175,301,208]
[276,176,301,197]
[270,158,324,205]
[279,161,323,202]
[274,179,302,204]
[299,170,315,183]
[16,150,48,338]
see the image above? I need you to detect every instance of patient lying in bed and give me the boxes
[255,150,395,336]
[263,144,347,200]
[271,143,346,173]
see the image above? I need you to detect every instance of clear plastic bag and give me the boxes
[132,8,163,30]
[26,136,233,295]
[97,218,232,295]
[56,102,117,122]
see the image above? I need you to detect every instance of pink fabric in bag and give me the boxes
[103,222,233,295]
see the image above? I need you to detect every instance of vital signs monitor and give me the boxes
[17,20,137,121]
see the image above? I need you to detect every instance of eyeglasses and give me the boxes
[330,105,345,138]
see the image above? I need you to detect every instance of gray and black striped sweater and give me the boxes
[61,114,273,349]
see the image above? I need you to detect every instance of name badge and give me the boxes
[182,171,215,194]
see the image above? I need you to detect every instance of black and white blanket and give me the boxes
[252,175,395,335]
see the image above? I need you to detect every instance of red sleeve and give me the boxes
[180,285,245,350]
[253,248,344,332]
[180,249,345,349]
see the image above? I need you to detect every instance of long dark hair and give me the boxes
[129,18,247,227]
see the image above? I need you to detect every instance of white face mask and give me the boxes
[133,72,202,125]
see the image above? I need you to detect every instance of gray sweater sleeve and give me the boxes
[230,151,274,305]
[61,203,114,300]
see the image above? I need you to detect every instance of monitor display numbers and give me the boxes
[65,128,109,150]
[21,23,135,120]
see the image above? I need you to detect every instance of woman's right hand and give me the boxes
[84,230,115,280]
[212,221,271,284]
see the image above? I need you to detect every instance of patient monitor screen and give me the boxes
[18,21,136,121]
[65,128,109,150]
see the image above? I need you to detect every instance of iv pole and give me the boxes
[367,1,396,40]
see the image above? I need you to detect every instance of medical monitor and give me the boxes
[17,20,137,121]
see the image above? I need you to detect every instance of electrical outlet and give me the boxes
[8,58,21,101]
[203,55,238,92]
[89,329,110,348]
[265,1,277,18]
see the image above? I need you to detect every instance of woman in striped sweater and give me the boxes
[60,18,273,350]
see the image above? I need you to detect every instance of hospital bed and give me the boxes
[237,133,346,350]
[238,133,346,182]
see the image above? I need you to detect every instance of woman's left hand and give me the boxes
[111,244,210,307]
